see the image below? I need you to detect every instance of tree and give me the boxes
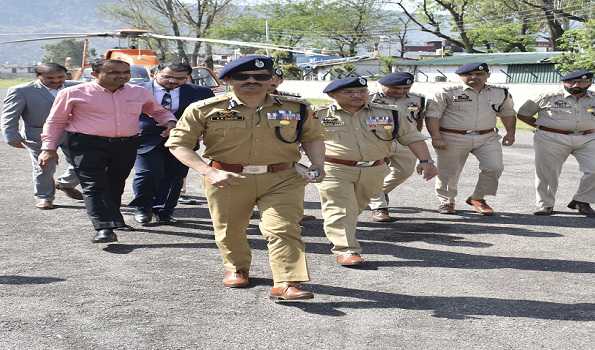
[554,20,595,73]
[42,39,97,66]
[102,0,232,65]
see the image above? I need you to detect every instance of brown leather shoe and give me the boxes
[35,199,54,210]
[299,214,316,225]
[466,198,494,216]
[568,200,595,217]
[56,184,83,200]
[438,203,455,214]
[270,284,314,301]
[371,208,396,222]
[534,207,553,216]
[223,270,249,288]
[336,253,364,266]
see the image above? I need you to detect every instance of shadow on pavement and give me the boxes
[0,275,66,284]
[274,282,595,321]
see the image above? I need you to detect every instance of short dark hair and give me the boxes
[159,62,193,75]
[35,63,67,76]
[91,59,129,73]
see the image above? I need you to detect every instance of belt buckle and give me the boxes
[356,160,375,167]
[465,130,479,135]
[242,165,268,174]
[571,130,582,135]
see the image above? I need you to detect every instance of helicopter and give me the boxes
[0,29,329,89]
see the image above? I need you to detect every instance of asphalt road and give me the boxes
[1,129,594,349]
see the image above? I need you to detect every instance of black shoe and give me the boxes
[568,200,595,217]
[534,207,553,216]
[114,224,135,231]
[156,215,178,224]
[93,229,117,243]
[178,197,200,205]
[133,210,152,224]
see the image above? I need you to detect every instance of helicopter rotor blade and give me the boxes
[146,33,315,54]
[0,33,119,45]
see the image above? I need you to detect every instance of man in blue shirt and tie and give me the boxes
[130,63,214,224]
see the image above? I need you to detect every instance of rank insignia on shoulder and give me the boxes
[267,110,301,121]
[407,103,419,112]
[210,110,244,121]
[587,107,595,114]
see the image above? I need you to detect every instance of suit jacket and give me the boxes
[138,81,214,153]
[1,80,78,143]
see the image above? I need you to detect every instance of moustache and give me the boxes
[241,82,262,87]
[566,87,589,95]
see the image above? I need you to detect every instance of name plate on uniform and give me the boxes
[322,116,344,127]
[453,94,471,102]
[552,100,571,109]
[210,111,244,121]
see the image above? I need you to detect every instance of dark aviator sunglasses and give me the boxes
[230,73,273,81]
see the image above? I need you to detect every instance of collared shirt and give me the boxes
[369,92,425,124]
[315,102,426,161]
[40,81,63,97]
[153,81,180,113]
[517,89,595,131]
[41,82,176,150]
[425,84,515,130]
[165,92,323,165]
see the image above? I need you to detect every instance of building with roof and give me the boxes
[298,55,417,81]
[394,52,564,84]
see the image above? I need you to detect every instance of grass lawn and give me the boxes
[0,78,29,88]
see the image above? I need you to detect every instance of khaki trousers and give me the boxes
[316,163,387,254]
[435,132,503,204]
[204,169,309,283]
[369,144,417,210]
[534,130,595,207]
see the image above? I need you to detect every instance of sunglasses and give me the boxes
[230,73,273,81]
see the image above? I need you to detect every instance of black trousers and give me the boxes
[67,132,139,230]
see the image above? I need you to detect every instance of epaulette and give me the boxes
[272,94,308,105]
[369,101,398,110]
[443,85,465,92]
[193,94,230,108]
[272,90,301,98]
[312,104,332,113]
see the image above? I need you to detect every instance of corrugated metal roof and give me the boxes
[406,52,564,66]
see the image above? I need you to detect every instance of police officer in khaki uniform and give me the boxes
[426,63,516,215]
[517,70,595,217]
[368,72,427,222]
[166,56,326,300]
[316,77,437,266]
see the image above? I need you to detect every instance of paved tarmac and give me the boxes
[1,130,594,350]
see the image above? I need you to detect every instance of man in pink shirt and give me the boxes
[38,59,177,243]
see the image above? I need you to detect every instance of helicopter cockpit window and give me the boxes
[191,67,220,88]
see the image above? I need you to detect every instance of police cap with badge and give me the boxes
[455,62,489,75]
[218,55,273,79]
[323,76,368,93]
[561,70,593,81]
[378,72,414,86]
[273,67,284,78]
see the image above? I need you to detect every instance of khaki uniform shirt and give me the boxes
[426,85,515,130]
[517,89,595,131]
[369,92,426,124]
[315,102,426,161]
[165,93,323,164]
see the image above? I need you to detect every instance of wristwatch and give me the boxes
[418,159,435,165]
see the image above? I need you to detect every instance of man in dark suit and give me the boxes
[1,63,82,209]
[129,63,214,224]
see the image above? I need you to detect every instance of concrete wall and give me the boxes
[280,80,577,110]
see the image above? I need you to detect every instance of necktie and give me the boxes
[161,91,172,110]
